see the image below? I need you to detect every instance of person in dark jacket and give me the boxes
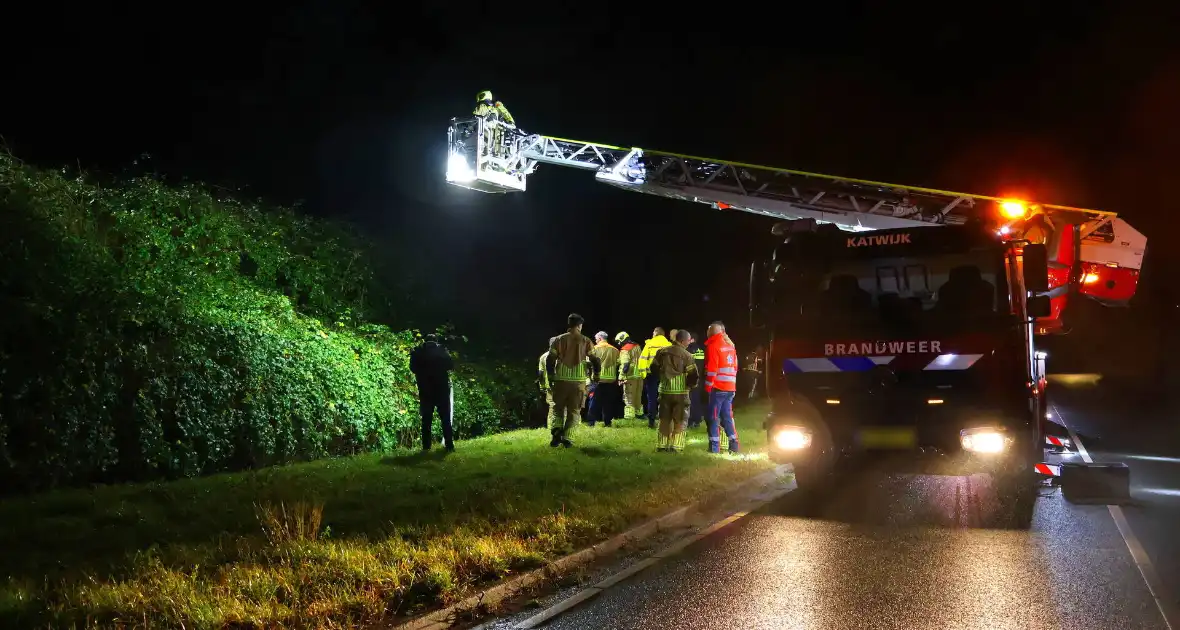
[410,333,456,451]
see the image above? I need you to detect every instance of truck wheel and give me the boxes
[991,438,1041,525]
[996,466,1038,500]
[787,461,828,517]
[792,461,816,490]
[790,441,837,497]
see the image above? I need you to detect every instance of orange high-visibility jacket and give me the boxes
[704,333,738,393]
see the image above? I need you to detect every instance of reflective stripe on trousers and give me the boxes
[657,431,687,451]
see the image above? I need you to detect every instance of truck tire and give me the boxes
[792,461,816,490]
[991,436,1041,525]
[789,424,837,497]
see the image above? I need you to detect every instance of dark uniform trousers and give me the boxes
[419,381,454,450]
[688,384,706,428]
[588,382,620,426]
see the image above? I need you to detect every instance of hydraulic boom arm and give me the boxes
[445,115,1145,317]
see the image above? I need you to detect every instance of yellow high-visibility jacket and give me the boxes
[473,101,515,125]
[638,334,671,378]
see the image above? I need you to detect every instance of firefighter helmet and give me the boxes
[476,90,494,103]
[614,331,629,343]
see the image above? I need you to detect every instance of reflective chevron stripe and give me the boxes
[782,353,984,373]
[922,353,985,371]
[1046,435,1072,448]
[782,356,894,373]
[1034,463,1061,476]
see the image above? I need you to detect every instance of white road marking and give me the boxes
[1052,403,1178,630]
[1124,455,1180,464]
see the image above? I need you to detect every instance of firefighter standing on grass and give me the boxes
[653,330,698,452]
[638,327,672,427]
[616,332,644,421]
[538,337,558,429]
[545,314,601,448]
[588,331,620,426]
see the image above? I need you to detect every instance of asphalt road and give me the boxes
[1050,381,1180,623]
[525,410,1172,629]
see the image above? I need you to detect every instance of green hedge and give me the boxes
[0,153,533,492]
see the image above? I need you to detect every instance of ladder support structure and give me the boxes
[445,117,1144,275]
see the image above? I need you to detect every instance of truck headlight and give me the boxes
[960,427,1009,454]
[774,426,812,450]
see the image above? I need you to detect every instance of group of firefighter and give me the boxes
[541,313,763,453]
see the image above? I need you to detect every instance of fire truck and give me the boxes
[445,113,1144,497]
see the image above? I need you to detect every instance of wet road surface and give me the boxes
[1051,383,1180,622]
[533,455,1168,629]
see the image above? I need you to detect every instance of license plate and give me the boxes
[858,427,917,449]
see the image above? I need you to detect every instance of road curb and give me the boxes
[391,465,791,630]
[513,474,796,629]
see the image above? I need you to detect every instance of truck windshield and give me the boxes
[770,251,1009,337]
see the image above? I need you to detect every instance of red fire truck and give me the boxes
[445,112,1144,498]
[753,218,1052,495]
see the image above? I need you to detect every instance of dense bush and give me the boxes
[0,152,533,492]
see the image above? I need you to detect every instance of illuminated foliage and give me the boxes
[0,152,532,491]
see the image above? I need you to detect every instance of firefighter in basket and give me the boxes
[473,90,516,158]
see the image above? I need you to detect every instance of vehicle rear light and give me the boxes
[927,399,944,405]
[1077,263,1138,305]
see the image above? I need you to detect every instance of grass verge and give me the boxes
[0,404,772,628]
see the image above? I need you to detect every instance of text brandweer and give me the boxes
[824,341,942,356]
[846,234,912,247]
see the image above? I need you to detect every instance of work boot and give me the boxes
[550,429,562,448]
[560,437,573,448]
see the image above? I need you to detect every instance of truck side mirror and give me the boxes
[749,261,766,329]
[1022,244,1049,293]
[1027,294,1051,319]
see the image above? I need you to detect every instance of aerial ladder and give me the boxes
[445,115,1146,334]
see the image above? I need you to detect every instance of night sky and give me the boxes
[7,2,1180,363]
